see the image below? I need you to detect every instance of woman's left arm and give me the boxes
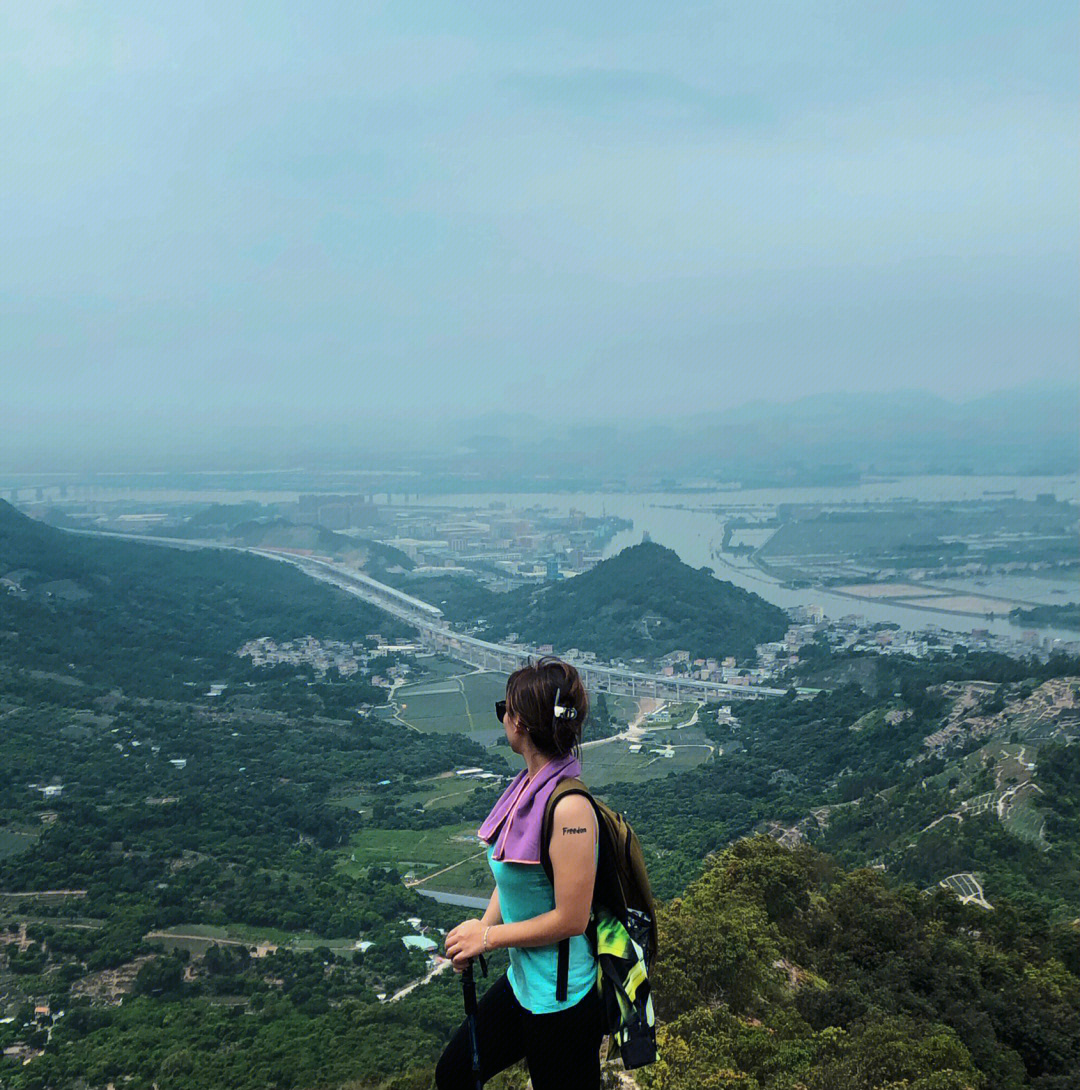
[444,795,597,968]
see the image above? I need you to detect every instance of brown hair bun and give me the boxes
[505,656,589,758]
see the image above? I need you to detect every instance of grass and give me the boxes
[642,701,698,727]
[339,823,483,879]
[145,921,364,956]
[0,828,39,861]
[392,669,507,745]
[583,733,713,787]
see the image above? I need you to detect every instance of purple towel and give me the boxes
[478,752,582,864]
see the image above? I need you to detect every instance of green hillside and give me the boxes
[0,501,405,693]
[646,836,1079,1090]
[433,542,789,663]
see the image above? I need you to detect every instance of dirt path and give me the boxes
[386,955,453,1002]
[386,679,423,733]
[145,930,252,947]
[0,889,87,897]
[581,698,664,749]
[405,847,489,888]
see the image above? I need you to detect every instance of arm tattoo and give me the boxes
[562,826,588,834]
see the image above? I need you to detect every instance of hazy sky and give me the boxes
[4,1,1077,436]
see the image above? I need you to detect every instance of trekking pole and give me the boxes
[461,955,488,1090]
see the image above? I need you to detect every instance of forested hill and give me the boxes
[0,500,405,693]
[470,541,789,663]
[647,836,1079,1090]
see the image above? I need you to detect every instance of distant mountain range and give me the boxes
[444,386,1080,486]
[5,385,1075,480]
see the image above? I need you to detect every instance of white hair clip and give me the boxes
[552,687,577,721]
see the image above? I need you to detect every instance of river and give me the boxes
[402,477,1079,640]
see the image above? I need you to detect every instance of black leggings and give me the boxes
[435,972,603,1090]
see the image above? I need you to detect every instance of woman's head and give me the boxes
[505,656,589,758]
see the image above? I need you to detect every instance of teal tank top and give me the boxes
[487,844,597,1014]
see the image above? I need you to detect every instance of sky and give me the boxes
[3,1,1077,453]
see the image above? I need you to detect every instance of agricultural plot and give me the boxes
[339,823,483,881]
[145,922,361,957]
[960,792,994,817]
[1001,797,1046,845]
[332,792,369,814]
[939,872,992,909]
[394,686,474,735]
[399,776,507,813]
[392,670,507,745]
[642,702,699,728]
[418,853,494,898]
[332,766,510,819]
[412,654,473,681]
[926,743,1050,849]
[605,694,644,724]
[1007,679,1080,742]
[583,731,713,787]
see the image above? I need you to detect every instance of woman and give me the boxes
[436,657,602,1090]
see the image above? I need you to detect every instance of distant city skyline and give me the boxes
[3,2,1077,450]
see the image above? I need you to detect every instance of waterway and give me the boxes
[403,477,1079,641]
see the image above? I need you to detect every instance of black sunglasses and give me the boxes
[494,699,507,723]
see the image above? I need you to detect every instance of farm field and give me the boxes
[144,921,363,957]
[392,669,507,745]
[834,583,938,599]
[1001,796,1046,845]
[604,694,644,725]
[937,872,992,909]
[330,760,510,820]
[339,823,483,881]
[418,853,493,898]
[583,727,713,787]
[641,701,699,728]
[907,594,1020,615]
[412,654,472,681]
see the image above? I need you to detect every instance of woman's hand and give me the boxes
[444,918,486,971]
